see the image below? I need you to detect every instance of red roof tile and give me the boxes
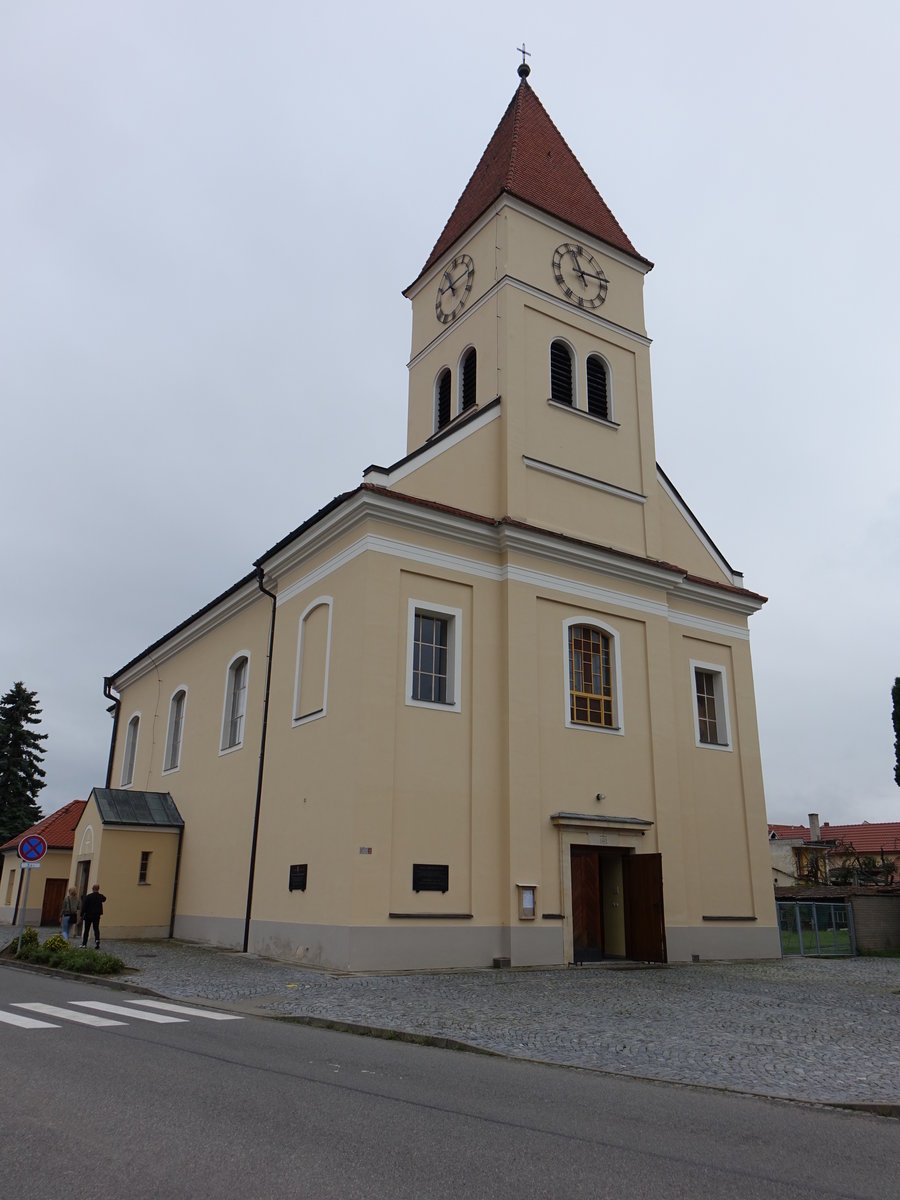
[413,80,650,285]
[768,821,900,855]
[0,800,87,853]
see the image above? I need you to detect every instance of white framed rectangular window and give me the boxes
[220,654,249,753]
[405,599,462,712]
[121,713,140,787]
[690,660,732,750]
[163,688,187,773]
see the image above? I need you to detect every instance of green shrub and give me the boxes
[15,942,124,975]
[19,927,38,949]
[42,933,70,953]
[64,948,124,975]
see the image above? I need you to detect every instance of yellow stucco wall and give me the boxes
[101,190,777,968]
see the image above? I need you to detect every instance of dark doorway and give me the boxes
[571,846,604,963]
[622,852,667,962]
[571,847,667,964]
[74,860,91,902]
[41,878,67,926]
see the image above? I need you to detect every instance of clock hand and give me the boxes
[569,253,587,287]
[441,271,457,298]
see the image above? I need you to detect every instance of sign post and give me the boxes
[15,835,47,954]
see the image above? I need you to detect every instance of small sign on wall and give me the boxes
[517,884,537,920]
[288,864,308,892]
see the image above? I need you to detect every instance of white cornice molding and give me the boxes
[668,580,763,618]
[363,403,501,488]
[497,523,676,592]
[118,489,759,685]
[513,279,652,345]
[499,195,653,275]
[523,457,646,504]
[114,580,260,688]
[272,492,755,636]
[404,194,652,301]
[409,274,651,369]
[657,468,742,587]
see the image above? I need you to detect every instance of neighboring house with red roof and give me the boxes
[0,800,86,929]
[769,813,900,887]
[77,65,777,969]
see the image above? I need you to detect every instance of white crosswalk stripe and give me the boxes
[0,1009,59,1029]
[124,999,242,1020]
[71,1001,186,1023]
[0,998,244,1030]
[13,1003,125,1027]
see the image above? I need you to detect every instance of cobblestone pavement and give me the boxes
[10,935,894,1108]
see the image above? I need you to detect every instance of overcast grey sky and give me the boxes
[2,2,898,826]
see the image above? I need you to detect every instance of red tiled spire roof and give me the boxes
[0,799,87,853]
[413,79,650,285]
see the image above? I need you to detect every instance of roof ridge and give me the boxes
[504,80,527,189]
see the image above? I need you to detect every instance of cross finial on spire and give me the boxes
[517,44,531,79]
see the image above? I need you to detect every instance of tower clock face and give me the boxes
[552,243,608,309]
[435,254,474,324]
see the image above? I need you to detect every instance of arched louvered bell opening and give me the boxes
[550,340,573,405]
[461,348,476,411]
[586,355,609,420]
[436,369,451,429]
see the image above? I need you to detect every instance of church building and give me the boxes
[77,66,779,968]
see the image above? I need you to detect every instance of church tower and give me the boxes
[384,63,688,579]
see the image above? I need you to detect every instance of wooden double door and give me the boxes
[571,846,667,964]
[40,878,68,926]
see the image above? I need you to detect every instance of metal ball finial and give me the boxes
[517,43,531,78]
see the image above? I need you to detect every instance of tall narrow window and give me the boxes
[406,600,462,711]
[569,625,614,727]
[294,599,332,724]
[436,368,451,430]
[586,354,609,420]
[138,851,151,884]
[691,662,732,749]
[164,689,186,772]
[121,714,140,786]
[221,655,249,751]
[460,348,477,411]
[550,340,574,405]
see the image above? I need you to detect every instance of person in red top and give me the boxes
[80,884,107,949]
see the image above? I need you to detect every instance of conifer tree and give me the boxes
[0,682,47,843]
[893,677,900,788]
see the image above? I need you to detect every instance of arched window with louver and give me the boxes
[550,340,574,406]
[460,348,476,411]
[435,368,451,430]
[586,354,610,421]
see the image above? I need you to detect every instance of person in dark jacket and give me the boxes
[81,884,107,949]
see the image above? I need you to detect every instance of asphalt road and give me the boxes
[1,966,896,1200]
